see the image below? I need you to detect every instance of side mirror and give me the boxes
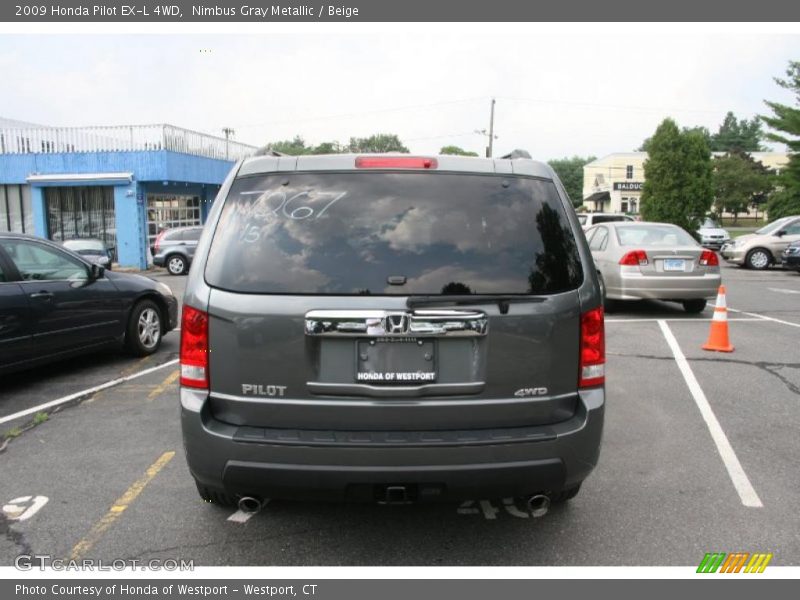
[775,230,787,237]
[90,264,105,279]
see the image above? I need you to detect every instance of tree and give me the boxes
[761,60,800,220]
[439,145,479,156]
[712,151,775,223]
[547,156,596,207]
[310,141,346,154]
[637,126,710,152]
[266,135,310,155]
[348,134,409,153]
[710,111,765,152]
[640,118,714,231]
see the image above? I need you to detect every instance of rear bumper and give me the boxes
[608,272,721,301]
[180,387,605,501]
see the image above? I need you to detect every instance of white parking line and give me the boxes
[711,304,800,329]
[606,317,764,323]
[658,320,763,508]
[0,359,179,426]
[767,287,800,295]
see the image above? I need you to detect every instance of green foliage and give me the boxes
[547,156,596,207]
[640,118,714,230]
[33,412,49,425]
[439,145,479,156]
[712,151,775,223]
[347,133,409,153]
[710,112,765,152]
[266,135,311,155]
[310,141,346,154]
[761,60,800,221]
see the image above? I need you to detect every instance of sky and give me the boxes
[0,31,797,160]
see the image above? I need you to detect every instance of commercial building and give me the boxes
[0,118,256,268]
[582,152,790,214]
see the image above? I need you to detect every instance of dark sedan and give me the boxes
[782,240,800,272]
[0,233,178,376]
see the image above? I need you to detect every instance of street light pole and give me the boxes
[222,127,235,160]
[487,98,495,158]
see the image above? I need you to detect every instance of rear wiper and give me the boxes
[406,294,546,315]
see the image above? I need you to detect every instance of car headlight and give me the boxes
[98,256,110,265]
[155,281,174,297]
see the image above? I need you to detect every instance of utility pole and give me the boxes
[487,98,495,158]
[475,99,498,158]
[222,127,235,160]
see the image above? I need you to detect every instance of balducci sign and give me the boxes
[613,182,644,191]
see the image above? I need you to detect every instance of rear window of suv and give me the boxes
[205,172,583,295]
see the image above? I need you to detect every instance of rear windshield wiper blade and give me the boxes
[406,294,546,315]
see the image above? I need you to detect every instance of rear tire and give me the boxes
[125,299,163,356]
[745,248,771,270]
[682,299,707,314]
[166,254,187,276]
[597,273,616,313]
[551,483,582,503]
[195,481,237,507]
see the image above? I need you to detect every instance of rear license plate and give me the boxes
[356,339,436,384]
[663,259,686,272]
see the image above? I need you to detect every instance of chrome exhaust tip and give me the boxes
[237,496,263,514]
[527,494,551,518]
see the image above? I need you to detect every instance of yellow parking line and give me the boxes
[147,369,180,401]
[69,451,175,560]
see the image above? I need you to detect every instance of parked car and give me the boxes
[62,238,114,271]
[577,212,635,230]
[719,215,800,269]
[695,217,731,250]
[585,221,721,313]
[152,226,203,275]
[0,233,178,376]
[782,240,800,272]
[181,153,605,509]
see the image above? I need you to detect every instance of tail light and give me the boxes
[355,156,437,169]
[180,305,209,389]
[579,306,605,388]
[154,230,167,254]
[619,249,649,266]
[699,250,719,266]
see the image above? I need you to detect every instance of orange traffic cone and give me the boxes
[703,285,734,353]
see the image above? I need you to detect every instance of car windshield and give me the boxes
[755,217,795,235]
[205,172,583,295]
[701,218,721,228]
[64,239,105,252]
[616,225,697,247]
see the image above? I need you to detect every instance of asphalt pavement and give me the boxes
[1,265,798,566]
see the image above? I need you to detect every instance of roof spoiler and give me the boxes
[500,149,532,159]
[254,147,289,157]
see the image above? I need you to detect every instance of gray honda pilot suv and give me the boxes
[180,153,605,512]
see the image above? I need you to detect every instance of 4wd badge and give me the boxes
[514,387,548,397]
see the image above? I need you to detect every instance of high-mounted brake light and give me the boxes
[355,156,438,170]
[619,249,649,266]
[699,250,719,266]
[180,305,209,389]
[579,306,605,388]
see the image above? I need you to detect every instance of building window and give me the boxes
[626,165,634,179]
[0,185,33,234]
[44,186,117,257]
[630,199,638,214]
[620,199,629,213]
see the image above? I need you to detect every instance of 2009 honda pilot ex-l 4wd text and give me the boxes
[180,153,605,509]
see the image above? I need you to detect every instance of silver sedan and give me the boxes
[585,222,722,313]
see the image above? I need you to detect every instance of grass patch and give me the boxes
[4,427,23,439]
[730,229,757,239]
[32,412,48,425]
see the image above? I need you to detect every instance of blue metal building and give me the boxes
[0,120,255,268]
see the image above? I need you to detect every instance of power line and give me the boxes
[498,95,721,115]
[226,97,490,129]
